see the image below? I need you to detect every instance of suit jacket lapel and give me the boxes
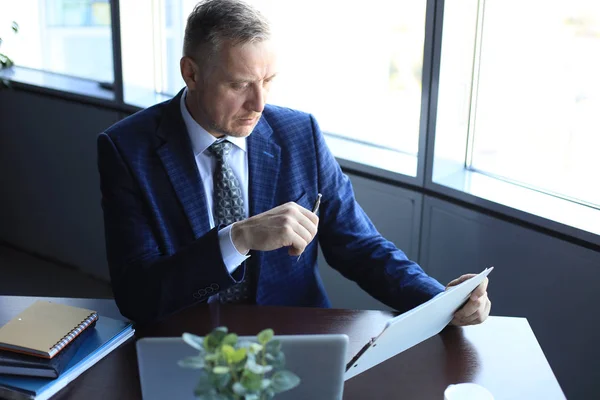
[248,118,281,218]
[248,117,280,300]
[156,90,210,239]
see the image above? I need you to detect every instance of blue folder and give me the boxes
[0,315,134,400]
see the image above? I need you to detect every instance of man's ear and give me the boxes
[180,56,200,90]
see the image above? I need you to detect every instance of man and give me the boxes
[97,0,491,325]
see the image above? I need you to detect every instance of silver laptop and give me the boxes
[136,334,348,400]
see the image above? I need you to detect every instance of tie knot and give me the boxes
[208,140,232,160]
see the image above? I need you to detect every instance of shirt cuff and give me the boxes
[218,224,250,275]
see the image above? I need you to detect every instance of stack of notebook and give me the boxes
[0,301,134,400]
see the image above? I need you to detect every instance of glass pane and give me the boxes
[250,0,427,155]
[471,0,600,207]
[1,0,113,83]
[121,0,427,156]
[434,0,479,167]
[120,0,184,106]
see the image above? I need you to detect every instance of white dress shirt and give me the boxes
[180,89,250,278]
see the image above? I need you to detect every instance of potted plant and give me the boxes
[0,20,18,87]
[179,327,301,400]
[0,21,18,69]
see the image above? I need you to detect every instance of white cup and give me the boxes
[444,383,494,400]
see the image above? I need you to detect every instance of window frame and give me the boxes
[1,0,598,248]
[425,0,600,244]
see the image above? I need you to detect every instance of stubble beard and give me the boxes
[209,118,258,138]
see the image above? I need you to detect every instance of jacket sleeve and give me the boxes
[311,116,445,313]
[97,133,245,324]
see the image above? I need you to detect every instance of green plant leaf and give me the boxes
[232,358,247,372]
[246,358,273,374]
[262,389,275,400]
[0,53,14,69]
[178,355,205,369]
[182,332,205,351]
[209,370,231,390]
[217,374,232,390]
[249,343,263,354]
[257,329,274,345]
[182,327,299,400]
[231,347,247,364]
[222,333,238,346]
[232,382,246,396]
[193,372,213,394]
[260,379,271,390]
[213,366,230,374]
[11,21,19,33]
[204,327,229,351]
[245,351,256,362]
[265,340,281,355]
[271,370,301,393]
[241,370,262,391]
[221,344,235,362]
[203,336,212,351]
[265,351,285,369]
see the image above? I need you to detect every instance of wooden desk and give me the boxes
[0,296,565,399]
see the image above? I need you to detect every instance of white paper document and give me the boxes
[344,267,494,381]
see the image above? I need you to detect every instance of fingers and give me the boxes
[291,203,319,237]
[285,225,309,256]
[452,294,491,326]
[236,201,320,254]
[287,217,315,252]
[446,275,488,301]
[445,274,477,290]
[454,294,482,320]
[445,272,492,326]
[279,202,319,255]
[461,296,491,325]
[293,201,320,226]
[471,278,489,300]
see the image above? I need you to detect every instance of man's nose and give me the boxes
[246,84,265,113]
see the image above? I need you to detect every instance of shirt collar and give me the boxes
[180,88,247,156]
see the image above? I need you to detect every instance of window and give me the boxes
[435,0,600,209]
[2,0,114,83]
[1,0,597,240]
[470,0,600,208]
[433,0,600,237]
[120,0,429,164]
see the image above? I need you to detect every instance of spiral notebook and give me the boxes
[0,320,97,378]
[0,301,98,359]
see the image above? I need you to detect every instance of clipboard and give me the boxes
[344,267,494,381]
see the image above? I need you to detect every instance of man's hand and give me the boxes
[446,274,491,326]
[230,202,319,256]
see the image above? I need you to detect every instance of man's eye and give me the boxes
[231,82,248,90]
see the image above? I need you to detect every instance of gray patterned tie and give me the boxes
[208,140,251,303]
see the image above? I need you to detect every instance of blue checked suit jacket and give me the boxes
[97,89,444,323]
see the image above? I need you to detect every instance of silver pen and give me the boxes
[297,193,322,261]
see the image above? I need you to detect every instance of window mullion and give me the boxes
[465,0,487,169]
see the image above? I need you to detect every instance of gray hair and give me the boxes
[183,0,271,66]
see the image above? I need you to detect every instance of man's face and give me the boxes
[185,40,277,138]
